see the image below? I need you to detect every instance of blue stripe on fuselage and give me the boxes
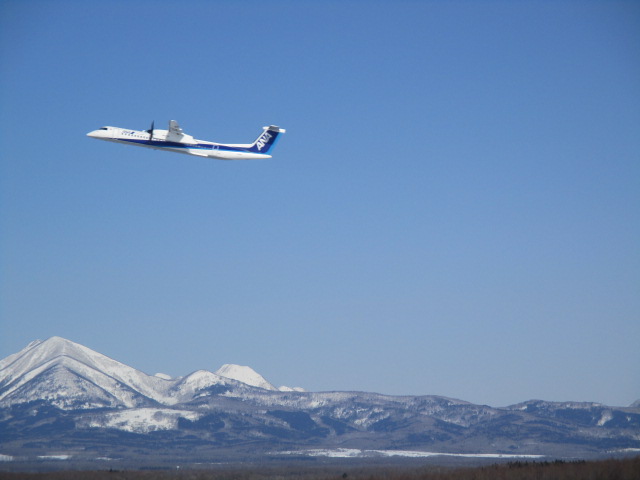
[118,138,249,153]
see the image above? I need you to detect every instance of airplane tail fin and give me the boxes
[247,125,286,154]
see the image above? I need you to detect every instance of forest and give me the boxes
[1,456,639,480]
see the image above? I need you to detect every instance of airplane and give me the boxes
[86,121,286,160]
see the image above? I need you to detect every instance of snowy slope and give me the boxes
[0,356,151,409]
[0,337,173,407]
[168,369,239,403]
[78,408,202,433]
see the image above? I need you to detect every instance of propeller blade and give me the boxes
[148,121,154,141]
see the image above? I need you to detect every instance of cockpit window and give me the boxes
[99,127,108,130]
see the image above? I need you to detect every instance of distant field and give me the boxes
[1,456,639,480]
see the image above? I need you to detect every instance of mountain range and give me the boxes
[1,337,639,468]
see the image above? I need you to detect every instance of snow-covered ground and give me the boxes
[278,448,546,459]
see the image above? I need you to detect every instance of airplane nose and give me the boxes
[87,130,99,138]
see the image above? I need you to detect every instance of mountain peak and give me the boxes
[0,336,83,376]
[44,336,68,343]
[215,364,277,391]
[40,336,82,354]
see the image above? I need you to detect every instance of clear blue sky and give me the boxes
[1,0,639,407]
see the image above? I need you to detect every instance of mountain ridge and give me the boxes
[1,336,639,467]
[0,337,304,409]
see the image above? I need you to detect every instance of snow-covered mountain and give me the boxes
[1,337,639,467]
[215,364,304,392]
[0,337,172,409]
[0,337,300,409]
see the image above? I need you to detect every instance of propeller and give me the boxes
[147,120,154,141]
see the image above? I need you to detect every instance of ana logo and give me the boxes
[256,132,272,151]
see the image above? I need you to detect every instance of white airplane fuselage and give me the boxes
[87,122,285,160]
